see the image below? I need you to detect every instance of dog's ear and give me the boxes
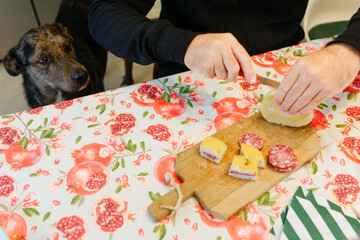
[3,46,25,76]
[62,25,68,33]
[53,23,72,41]
[54,23,68,33]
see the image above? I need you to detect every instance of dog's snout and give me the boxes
[71,69,88,84]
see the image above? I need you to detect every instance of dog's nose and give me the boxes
[71,70,88,84]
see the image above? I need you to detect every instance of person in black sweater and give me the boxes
[88,0,360,116]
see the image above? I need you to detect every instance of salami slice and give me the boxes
[238,133,263,150]
[268,144,298,172]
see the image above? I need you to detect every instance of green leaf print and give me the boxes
[71,195,82,205]
[311,161,318,175]
[23,208,40,217]
[112,161,120,172]
[19,136,29,150]
[43,212,51,222]
[162,92,171,103]
[237,209,248,222]
[115,185,122,193]
[75,136,82,144]
[279,55,287,64]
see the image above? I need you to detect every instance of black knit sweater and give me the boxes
[88,0,360,77]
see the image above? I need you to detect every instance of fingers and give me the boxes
[222,48,240,82]
[274,67,299,106]
[287,82,320,114]
[202,63,216,79]
[184,33,255,82]
[214,55,227,80]
[232,44,256,83]
[279,74,311,113]
[296,91,327,116]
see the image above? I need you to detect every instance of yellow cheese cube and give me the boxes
[200,136,227,163]
[240,143,266,168]
[229,155,258,181]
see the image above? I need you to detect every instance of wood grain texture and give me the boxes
[148,113,321,221]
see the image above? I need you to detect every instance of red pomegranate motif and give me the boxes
[344,106,360,121]
[214,112,246,131]
[25,106,45,115]
[55,215,88,240]
[309,109,330,131]
[66,161,109,196]
[153,93,187,119]
[130,84,164,106]
[234,72,261,92]
[0,127,23,154]
[92,195,129,233]
[196,204,270,240]
[0,211,27,240]
[212,97,251,116]
[272,56,296,76]
[103,113,137,137]
[0,175,16,197]
[52,99,74,110]
[338,137,360,164]
[72,143,115,166]
[343,73,360,93]
[251,51,279,68]
[235,78,261,92]
[5,138,44,171]
[325,174,360,207]
[145,124,173,142]
[153,155,182,186]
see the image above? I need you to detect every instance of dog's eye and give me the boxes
[39,55,49,64]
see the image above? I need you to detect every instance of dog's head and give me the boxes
[3,23,89,93]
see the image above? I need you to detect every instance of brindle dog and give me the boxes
[3,0,134,108]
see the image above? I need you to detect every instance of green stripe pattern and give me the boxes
[270,187,360,240]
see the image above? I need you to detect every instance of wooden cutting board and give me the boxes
[148,113,320,221]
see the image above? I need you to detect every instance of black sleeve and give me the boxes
[328,8,360,52]
[88,0,199,65]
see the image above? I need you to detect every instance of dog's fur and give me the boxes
[3,0,133,108]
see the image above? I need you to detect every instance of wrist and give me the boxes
[184,34,202,66]
[326,43,360,70]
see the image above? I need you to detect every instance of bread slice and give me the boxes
[260,89,314,127]
[229,155,258,181]
[240,143,266,168]
[200,136,227,163]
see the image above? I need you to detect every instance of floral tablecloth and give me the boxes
[0,37,359,240]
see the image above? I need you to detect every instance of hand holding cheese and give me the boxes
[260,89,314,127]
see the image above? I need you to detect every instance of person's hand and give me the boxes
[184,33,256,82]
[274,43,360,116]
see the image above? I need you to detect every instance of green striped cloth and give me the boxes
[270,187,360,240]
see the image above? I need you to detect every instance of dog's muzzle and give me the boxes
[71,69,89,90]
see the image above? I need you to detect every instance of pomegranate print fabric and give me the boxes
[0,37,359,239]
